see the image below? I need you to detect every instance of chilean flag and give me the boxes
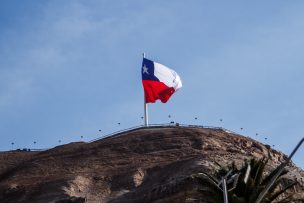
[142,58,182,103]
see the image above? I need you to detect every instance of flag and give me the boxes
[142,58,182,103]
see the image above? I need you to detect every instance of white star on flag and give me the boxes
[143,65,149,75]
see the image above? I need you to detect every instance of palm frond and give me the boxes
[268,181,298,202]
[262,165,288,186]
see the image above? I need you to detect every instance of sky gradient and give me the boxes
[0,1,303,168]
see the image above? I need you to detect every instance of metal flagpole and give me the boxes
[143,53,148,127]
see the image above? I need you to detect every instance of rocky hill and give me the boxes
[0,126,303,203]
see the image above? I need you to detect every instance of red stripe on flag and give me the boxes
[142,80,175,103]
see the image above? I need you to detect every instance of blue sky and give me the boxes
[0,1,303,168]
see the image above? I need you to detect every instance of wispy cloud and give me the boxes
[0,0,303,167]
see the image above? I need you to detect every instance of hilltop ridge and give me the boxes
[0,126,303,203]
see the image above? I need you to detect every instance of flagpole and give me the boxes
[143,53,148,127]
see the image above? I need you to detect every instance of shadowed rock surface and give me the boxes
[0,126,303,202]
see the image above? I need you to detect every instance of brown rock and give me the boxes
[0,126,302,203]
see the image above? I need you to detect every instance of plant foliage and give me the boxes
[193,157,298,203]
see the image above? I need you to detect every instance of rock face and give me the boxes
[0,126,303,203]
